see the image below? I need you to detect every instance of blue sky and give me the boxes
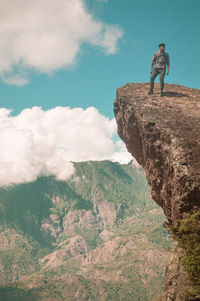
[0,0,199,185]
[1,0,200,117]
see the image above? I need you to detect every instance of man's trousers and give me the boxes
[150,68,166,92]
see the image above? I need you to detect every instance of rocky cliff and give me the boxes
[114,83,200,301]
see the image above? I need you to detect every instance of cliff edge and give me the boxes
[114,83,200,301]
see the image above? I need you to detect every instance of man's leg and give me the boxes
[160,68,166,95]
[149,69,159,93]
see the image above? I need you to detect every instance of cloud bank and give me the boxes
[0,106,132,186]
[0,0,123,85]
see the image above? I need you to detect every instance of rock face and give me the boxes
[114,83,200,300]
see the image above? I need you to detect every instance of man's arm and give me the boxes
[150,53,156,74]
[166,55,170,75]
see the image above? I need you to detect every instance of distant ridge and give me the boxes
[0,160,170,300]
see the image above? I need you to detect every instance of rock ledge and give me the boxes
[114,82,200,300]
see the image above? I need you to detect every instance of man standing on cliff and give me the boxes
[148,43,170,96]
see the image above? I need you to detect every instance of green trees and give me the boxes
[174,209,200,294]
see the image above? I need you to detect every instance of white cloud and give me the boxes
[109,140,134,165]
[2,74,29,86]
[0,106,131,186]
[0,0,123,85]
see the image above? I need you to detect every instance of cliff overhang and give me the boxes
[114,82,200,300]
[114,83,200,225]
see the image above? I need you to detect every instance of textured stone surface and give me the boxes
[114,82,200,300]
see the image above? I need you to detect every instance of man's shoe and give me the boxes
[148,90,153,95]
[160,91,164,96]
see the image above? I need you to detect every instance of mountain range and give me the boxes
[0,160,171,300]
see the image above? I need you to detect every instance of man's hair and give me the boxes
[159,43,165,48]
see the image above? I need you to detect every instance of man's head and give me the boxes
[159,43,165,52]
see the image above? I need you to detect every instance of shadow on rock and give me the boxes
[164,91,189,98]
